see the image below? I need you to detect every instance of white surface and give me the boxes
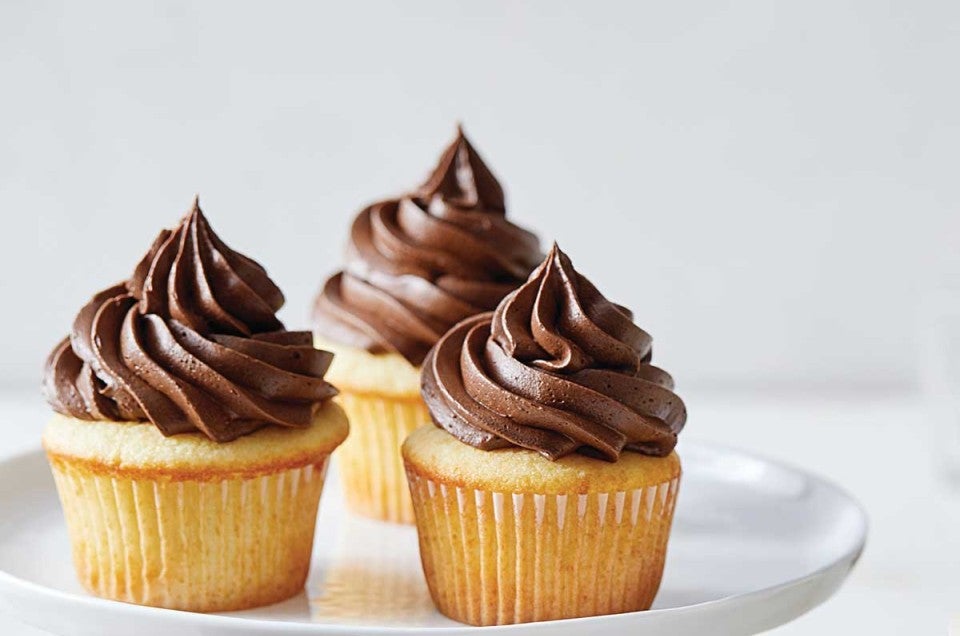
[2,391,956,634]
[0,404,863,635]
[2,0,959,391]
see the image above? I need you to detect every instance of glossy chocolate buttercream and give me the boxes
[312,127,541,366]
[43,199,338,442]
[421,244,686,461]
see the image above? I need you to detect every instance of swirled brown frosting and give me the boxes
[421,244,686,461]
[312,127,542,366]
[43,200,338,442]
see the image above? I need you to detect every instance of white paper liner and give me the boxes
[405,469,680,625]
[50,458,330,612]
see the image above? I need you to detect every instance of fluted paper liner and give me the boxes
[405,467,680,626]
[336,391,429,524]
[48,456,331,612]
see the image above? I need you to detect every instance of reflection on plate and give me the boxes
[308,516,439,625]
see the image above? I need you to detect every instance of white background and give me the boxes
[2,1,959,635]
[3,0,958,393]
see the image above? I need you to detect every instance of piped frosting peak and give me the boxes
[44,199,337,442]
[421,244,686,461]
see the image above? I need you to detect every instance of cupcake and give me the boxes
[312,127,541,523]
[403,244,687,625]
[42,199,348,612]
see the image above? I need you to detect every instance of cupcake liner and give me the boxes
[335,391,429,524]
[404,467,681,626]
[48,455,331,612]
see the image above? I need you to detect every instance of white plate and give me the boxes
[0,442,866,636]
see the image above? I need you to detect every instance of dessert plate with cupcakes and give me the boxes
[0,129,866,635]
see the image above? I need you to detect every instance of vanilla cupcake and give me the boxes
[42,199,348,612]
[403,244,687,625]
[312,127,541,523]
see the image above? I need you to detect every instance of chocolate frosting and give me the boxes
[421,244,686,461]
[43,200,338,442]
[312,127,542,366]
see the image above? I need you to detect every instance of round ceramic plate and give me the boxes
[0,442,866,636]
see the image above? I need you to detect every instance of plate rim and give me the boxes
[0,442,868,634]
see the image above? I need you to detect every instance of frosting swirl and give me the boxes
[312,127,541,366]
[43,200,338,442]
[421,244,686,461]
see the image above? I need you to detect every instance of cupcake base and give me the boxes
[335,391,428,524]
[314,338,427,525]
[402,425,681,626]
[50,457,329,611]
[43,404,349,612]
